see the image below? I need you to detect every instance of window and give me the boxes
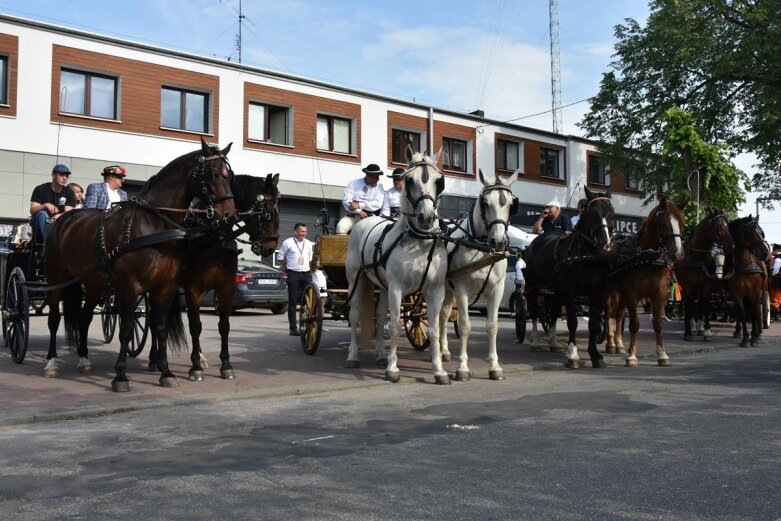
[161,86,208,133]
[248,102,289,145]
[392,129,421,163]
[497,139,521,171]
[0,55,7,105]
[59,68,118,120]
[443,137,467,172]
[316,115,352,154]
[588,154,609,185]
[625,170,640,190]
[540,147,561,179]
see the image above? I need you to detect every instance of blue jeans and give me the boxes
[30,210,53,245]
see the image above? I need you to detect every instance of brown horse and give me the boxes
[675,209,732,341]
[725,215,767,347]
[605,196,686,366]
[44,138,236,391]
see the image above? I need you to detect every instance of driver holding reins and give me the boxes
[335,163,386,234]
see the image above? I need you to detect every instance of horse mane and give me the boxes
[139,148,206,196]
[232,174,264,212]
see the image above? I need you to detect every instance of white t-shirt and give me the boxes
[381,187,402,217]
[106,182,122,207]
[342,177,385,214]
[277,236,314,273]
[515,258,526,283]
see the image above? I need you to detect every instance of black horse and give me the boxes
[726,215,767,347]
[44,137,236,392]
[148,173,281,381]
[524,187,615,368]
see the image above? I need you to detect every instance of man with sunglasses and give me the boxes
[29,164,76,247]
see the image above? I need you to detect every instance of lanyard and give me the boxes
[295,239,306,256]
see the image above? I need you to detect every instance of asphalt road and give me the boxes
[0,311,780,520]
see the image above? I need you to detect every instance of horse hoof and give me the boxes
[434,373,452,385]
[346,360,360,369]
[605,345,616,354]
[565,359,580,369]
[43,368,60,379]
[442,353,452,363]
[625,359,638,368]
[750,339,759,347]
[615,347,626,355]
[220,369,235,380]
[375,358,388,367]
[159,376,179,388]
[111,380,130,393]
[592,359,607,369]
[489,369,504,381]
[739,339,748,348]
[658,359,671,367]
[454,369,471,381]
[683,334,693,341]
[77,364,93,375]
[385,370,400,383]
[188,370,204,382]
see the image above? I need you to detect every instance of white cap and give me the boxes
[546,200,561,208]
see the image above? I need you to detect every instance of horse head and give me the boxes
[475,168,519,251]
[646,195,686,261]
[402,150,445,232]
[247,173,281,256]
[580,186,615,251]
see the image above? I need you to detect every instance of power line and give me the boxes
[475,96,593,131]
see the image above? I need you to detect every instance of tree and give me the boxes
[579,0,781,209]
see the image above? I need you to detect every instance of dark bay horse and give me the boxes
[524,186,615,369]
[725,215,767,347]
[148,173,280,381]
[605,196,686,366]
[675,209,732,342]
[44,138,236,391]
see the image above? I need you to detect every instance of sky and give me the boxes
[1,0,778,242]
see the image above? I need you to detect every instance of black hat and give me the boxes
[391,168,405,178]
[362,164,384,176]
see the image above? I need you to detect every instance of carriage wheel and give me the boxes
[3,268,30,364]
[514,292,527,343]
[403,299,430,351]
[126,293,150,357]
[299,282,322,355]
[100,294,118,343]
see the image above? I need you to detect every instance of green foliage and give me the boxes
[579,0,781,211]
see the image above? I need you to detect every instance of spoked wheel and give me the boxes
[100,294,118,343]
[514,291,527,343]
[126,293,150,357]
[3,268,30,364]
[299,282,322,355]
[403,298,430,351]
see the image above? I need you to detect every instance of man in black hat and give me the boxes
[336,163,386,234]
[29,163,76,247]
[381,167,405,218]
[84,165,129,209]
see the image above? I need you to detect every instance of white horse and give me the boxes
[438,169,519,381]
[345,151,449,384]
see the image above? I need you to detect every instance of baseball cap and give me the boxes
[52,164,71,175]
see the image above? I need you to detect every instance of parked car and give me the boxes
[201,259,288,314]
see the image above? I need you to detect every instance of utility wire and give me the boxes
[475,96,593,130]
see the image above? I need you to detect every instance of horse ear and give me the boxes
[478,169,491,186]
[658,194,667,207]
[504,169,520,186]
[221,142,233,156]
[430,146,444,168]
[200,136,211,154]
[271,173,280,186]
[605,186,612,198]
[584,186,594,199]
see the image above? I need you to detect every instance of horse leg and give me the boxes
[683,296,694,341]
[733,295,749,347]
[185,291,205,381]
[750,298,761,347]
[439,292,455,364]
[149,288,178,387]
[615,307,626,354]
[44,289,64,378]
[701,294,713,341]
[453,290,472,381]
[485,290,503,380]
[346,275,369,369]
[625,301,640,367]
[213,281,235,379]
[424,282,448,385]
[548,296,563,352]
[605,293,616,354]
[586,297,606,369]
[385,286,403,382]
[148,336,159,373]
[112,287,137,392]
[564,300,580,369]
[652,295,670,366]
[374,291,387,366]
[75,295,99,374]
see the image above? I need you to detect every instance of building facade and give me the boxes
[0,13,646,253]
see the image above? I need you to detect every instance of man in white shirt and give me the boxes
[277,223,314,336]
[381,168,405,218]
[770,243,781,321]
[336,163,386,234]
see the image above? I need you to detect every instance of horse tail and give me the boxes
[165,296,189,354]
[62,282,84,348]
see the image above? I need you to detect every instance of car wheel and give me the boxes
[270,303,288,315]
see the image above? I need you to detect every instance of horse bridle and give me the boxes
[653,207,683,252]
[476,184,517,235]
[580,196,614,248]
[402,160,444,222]
[184,153,236,228]
[686,213,729,256]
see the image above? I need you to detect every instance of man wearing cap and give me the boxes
[532,199,573,234]
[84,165,129,210]
[29,164,76,246]
[381,167,405,218]
[335,163,386,234]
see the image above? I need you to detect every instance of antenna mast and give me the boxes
[549,0,562,134]
[236,0,245,63]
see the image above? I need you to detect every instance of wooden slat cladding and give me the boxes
[0,33,18,117]
[244,82,361,163]
[523,138,567,186]
[50,45,220,142]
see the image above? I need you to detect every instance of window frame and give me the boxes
[160,85,209,133]
[0,55,8,106]
[625,170,640,190]
[442,136,468,173]
[540,146,562,179]
[588,154,609,186]
[316,114,353,154]
[59,67,119,120]
[497,138,522,172]
[248,101,291,146]
[392,128,422,164]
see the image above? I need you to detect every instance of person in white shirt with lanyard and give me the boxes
[277,223,314,336]
[335,163,386,234]
[381,167,405,218]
